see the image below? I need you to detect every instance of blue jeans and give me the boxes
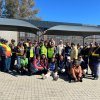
[30,63,38,73]
[16,56,21,69]
[4,57,11,71]
[93,62,100,78]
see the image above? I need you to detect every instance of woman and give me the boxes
[70,60,83,82]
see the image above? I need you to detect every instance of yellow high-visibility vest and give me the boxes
[2,44,11,57]
[41,45,47,57]
[30,47,34,57]
[25,43,29,47]
[48,48,54,58]
[0,43,2,46]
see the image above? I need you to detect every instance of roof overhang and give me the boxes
[44,25,100,37]
[0,18,39,34]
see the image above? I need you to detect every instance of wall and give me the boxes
[0,31,18,45]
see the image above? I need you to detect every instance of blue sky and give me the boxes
[34,0,100,25]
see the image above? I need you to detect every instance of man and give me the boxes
[0,39,5,71]
[9,39,16,71]
[34,40,40,57]
[26,42,34,73]
[91,42,100,80]
[2,40,12,72]
[70,43,78,61]
[40,41,47,57]
[88,42,95,75]
[80,43,89,74]
[77,43,82,56]
[16,42,25,73]
[64,42,71,63]
[25,39,31,48]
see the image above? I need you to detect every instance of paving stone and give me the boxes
[0,69,100,100]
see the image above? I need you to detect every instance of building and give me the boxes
[0,18,100,45]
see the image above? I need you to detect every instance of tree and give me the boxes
[0,0,41,20]
[0,0,3,16]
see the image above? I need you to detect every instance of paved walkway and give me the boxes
[0,71,100,100]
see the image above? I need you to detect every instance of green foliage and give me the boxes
[0,0,41,20]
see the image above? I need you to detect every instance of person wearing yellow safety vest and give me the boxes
[16,42,25,73]
[40,42,47,58]
[47,42,55,63]
[24,39,31,50]
[91,42,100,80]
[26,42,35,73]
[2,40,12,72]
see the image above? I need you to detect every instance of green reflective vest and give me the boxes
[40,45,47,57]
[30,47,34,57]
[0,43,2,46]
[48,48,54,58]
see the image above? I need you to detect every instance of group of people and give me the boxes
[0,38,100,82]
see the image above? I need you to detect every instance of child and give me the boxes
[78,55,87,77]
[40,54,48,70]
[30,54,44,74]
[58,55,65,73]
[20,55,28,75]
[42,57,59,81]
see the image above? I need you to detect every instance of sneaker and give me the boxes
[53,75,59,81]
[80,79,83,82]
[80,77,83,82]
[42,74,47,80]
[69,79,71,83]
[82,74,86,78]
[92,77,98,80]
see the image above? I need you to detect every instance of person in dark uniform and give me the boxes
[0,39,5,71]
[88,42,95,76]
[91,42,100,80]
[80,43,89,74]
[9,39,16,71]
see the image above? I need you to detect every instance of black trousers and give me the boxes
[10,55,16,70]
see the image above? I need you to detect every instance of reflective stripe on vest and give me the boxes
[30,47,34,57]
[25,43,29,47]
[20,47,24,56]
[48,48,54,58]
